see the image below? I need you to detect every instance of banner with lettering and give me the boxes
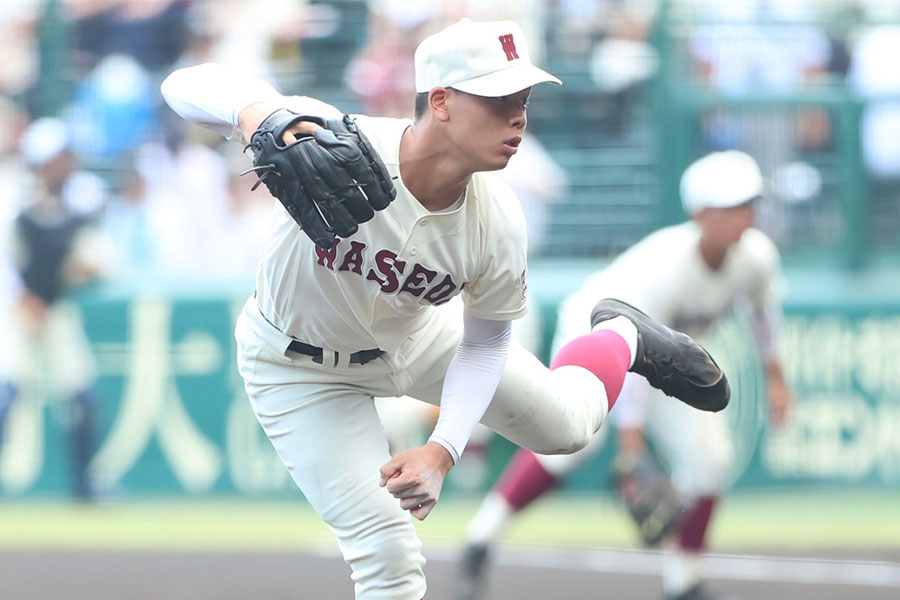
[1,289,898,497]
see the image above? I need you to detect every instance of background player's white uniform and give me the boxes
[540,221,782,496]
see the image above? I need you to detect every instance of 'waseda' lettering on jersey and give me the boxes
[315,240,458,305]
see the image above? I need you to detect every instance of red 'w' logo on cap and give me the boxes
[499,34,519,61]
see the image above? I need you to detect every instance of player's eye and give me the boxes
[494,95,529,111]
[498,96,529,106]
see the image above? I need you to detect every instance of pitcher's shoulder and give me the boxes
[738,227,781,268]
[347,115,411,166]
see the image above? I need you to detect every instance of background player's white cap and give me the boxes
[680,150,763,215]
[21,117,69,167]
[414,19,562,96]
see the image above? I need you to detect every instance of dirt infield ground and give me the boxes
[2,495,897,599]
[3,546,898,600]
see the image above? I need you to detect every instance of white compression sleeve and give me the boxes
[428,310,511,464]
[160,63,282,137]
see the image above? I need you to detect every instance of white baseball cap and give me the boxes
[414,19,562,96]
[21,117,69,166]
[680,150,763,215]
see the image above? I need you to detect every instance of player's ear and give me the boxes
[429,87,451,123]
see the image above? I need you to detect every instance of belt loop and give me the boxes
[320,349,337,367]
[335,350,352,369]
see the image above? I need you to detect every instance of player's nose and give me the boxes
[510,109,526,130]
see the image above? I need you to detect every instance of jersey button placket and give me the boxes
[406,215,432,257]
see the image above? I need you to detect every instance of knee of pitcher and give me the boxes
[536,426,593,456]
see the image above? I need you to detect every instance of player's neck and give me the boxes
[399,123,472,212]
[698,235,728,271]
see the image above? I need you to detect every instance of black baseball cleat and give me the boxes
[457,542,491,600]
[590,298,730,411]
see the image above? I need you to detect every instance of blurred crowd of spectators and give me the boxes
[1,0,900,291]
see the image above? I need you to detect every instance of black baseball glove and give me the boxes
[243,108,396,249]
[613,449,689,546]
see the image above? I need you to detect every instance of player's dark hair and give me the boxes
[414,92,428,121]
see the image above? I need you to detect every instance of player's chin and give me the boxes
[481,153,513,172]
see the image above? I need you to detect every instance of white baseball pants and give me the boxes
[235,295,608,599]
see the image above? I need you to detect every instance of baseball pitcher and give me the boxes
[162,19,730,600]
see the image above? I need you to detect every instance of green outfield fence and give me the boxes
[0,268,898,499]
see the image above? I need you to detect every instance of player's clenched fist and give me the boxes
[379,442,454,520]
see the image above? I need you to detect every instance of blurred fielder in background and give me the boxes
[161,18,730,600]
[2,117,113,500]
[459,150,792,600]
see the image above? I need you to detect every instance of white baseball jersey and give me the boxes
[254,97,529,355]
